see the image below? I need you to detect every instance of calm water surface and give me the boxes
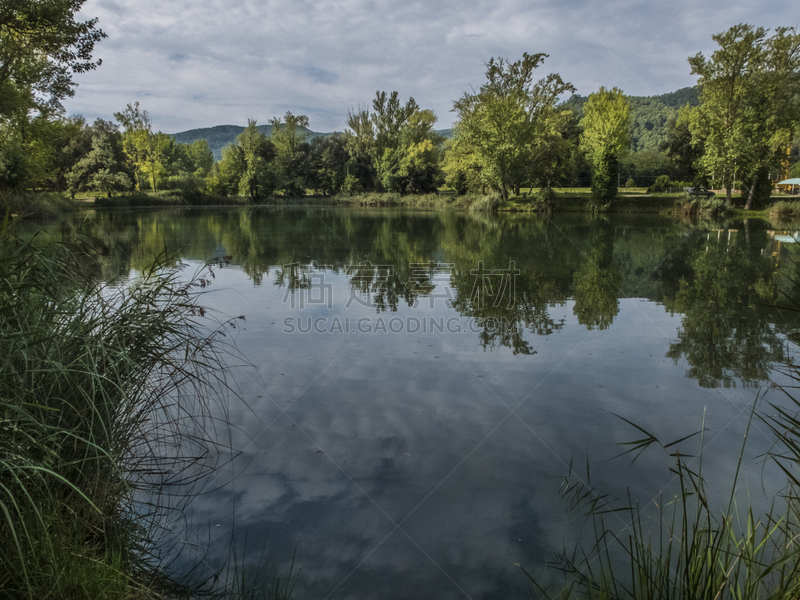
[79,207,800,599]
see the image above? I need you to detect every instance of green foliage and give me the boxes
[452,53,575,199]
[66,132,131,197]
[647,174,672,193]
[468,192,503,212]
[589,147,618,209]
[580,87,630,159]
[346,91,442,194]
[0,0,105,121]
[239,119,278,200]
[532,186,557,212]
[620,148,672,186]
[689,24,800,207]
[565,88,694,154]
[581,87,629,208]
[572,220,619,328]
[269,112,310,196]
[341,173,363,196]
[769,200,800,221]
[307,134,348,195]
[115,103,176,192]
[624,177,635,188]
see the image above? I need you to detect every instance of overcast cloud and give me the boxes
[65,0,798,133]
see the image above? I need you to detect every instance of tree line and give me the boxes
[2,10,799,209]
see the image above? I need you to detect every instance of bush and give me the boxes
[532,187,557,212]
[624,177,636,188]
[769,200,800,221]
[676,194,727,218]
[647,174,672,193]
[468,192,503,212]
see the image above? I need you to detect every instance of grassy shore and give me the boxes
[82,186,800,219]
[84,188,702,215]
[0,219,244,599]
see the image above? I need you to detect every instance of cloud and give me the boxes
[67,1,800,134]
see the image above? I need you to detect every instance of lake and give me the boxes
[74,207,800,599]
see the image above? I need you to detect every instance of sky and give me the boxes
[65,0,800,134]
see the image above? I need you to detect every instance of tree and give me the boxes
[238,120,277,201]
[452,53,575,200]
[687,24,800,208]
[344,105,376,191]
[66,131,130,197]
[687,25,767,204]
[114,103,180,192]
[183,139,214,177]
[345,91,442,194]
[270,112,310,196]
[0,0,105,120]
[114,102,151,190]
[580,87,630,209]
[661,109,704,184]
[308,134,349,196]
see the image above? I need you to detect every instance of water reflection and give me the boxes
[63,207,800,598]
[73,207,800,389]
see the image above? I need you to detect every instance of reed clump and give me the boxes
[524,395,800,598]
[0,219,240,599]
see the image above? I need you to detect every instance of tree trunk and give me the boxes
[744,178,756,211]
[726,187,732,203]
[514,184,520,197]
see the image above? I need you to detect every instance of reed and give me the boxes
[523,389,800,598]
[0,217,242,599]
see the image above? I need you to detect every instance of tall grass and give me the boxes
[0,218,242,599]
[522,377,800,597]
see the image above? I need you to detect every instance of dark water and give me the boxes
[76,207,800,599]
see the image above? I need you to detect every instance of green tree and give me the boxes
[344,105,376,191]
[308,134,349,196]
[66,131,130,197]
[580,87,630,209]
[687,24,800,208]
[0,0,105,122]
[452,53,575,200]
[346,91,442,194]
[688,24,767,204]
[183,139,214,177]
[269,112,310,196]
[238,119,277,201]
[114,102,151,190]
[661,108,704,184]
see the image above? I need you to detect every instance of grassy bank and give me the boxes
[0,223,240,599]
[86,189,695,214]
[0,192,80,221]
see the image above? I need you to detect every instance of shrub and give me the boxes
[468,192,503,212]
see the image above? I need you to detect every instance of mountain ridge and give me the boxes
[171,87,700,159]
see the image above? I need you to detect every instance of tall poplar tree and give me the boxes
[580,87,630,209]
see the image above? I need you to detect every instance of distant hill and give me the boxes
[171,87,699,160]
[171,124,329,160]
[171,124,455,160]
[562,86,700,153]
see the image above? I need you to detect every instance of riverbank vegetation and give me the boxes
[6,0,800,596]
[4,17,800,216]
[0,221,245,599]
